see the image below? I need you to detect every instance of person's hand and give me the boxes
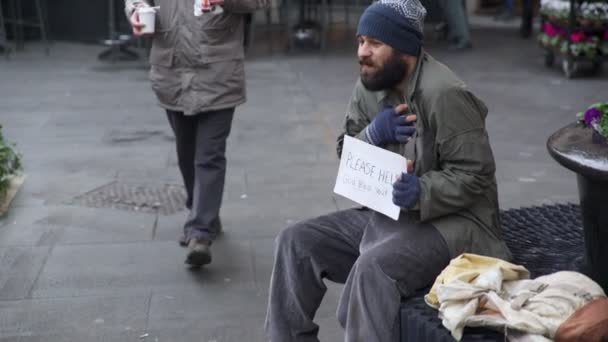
[392,165,420,210]
[366,104,417,146]
[129,3,153,37]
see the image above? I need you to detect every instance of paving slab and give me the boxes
[30,240,256,299]
[0,246,51,300]
[0,296,148,341]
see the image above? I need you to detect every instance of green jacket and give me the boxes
[338,51,511,261]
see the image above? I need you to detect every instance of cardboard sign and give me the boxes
[333,136,407,220]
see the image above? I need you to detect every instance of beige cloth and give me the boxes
[426,254,606,341]
[426,253,530,306]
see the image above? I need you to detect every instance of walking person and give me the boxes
[438,0,473,50]
[125,0,270,266]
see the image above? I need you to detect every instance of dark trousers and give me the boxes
[166,108,235,243]
[265,208,451,342]
[438,0,470,44]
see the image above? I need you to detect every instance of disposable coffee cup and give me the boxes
[137,7,156,34]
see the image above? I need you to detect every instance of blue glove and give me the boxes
[392,173,421,209]
[365,107,416,146]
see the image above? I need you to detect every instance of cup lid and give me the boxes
[138,7,156,13]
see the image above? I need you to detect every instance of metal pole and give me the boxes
[108,0,115,41]
[35,0,50,55]
[521,0,533,38]
[0,0,11,58]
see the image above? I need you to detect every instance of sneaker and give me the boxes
[448,40,473,51]
[179,234,189,247]
[494,9,515,22]
[185,239,212,266]
[497,12,516,22]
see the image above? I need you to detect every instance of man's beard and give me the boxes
[359,53,407,91]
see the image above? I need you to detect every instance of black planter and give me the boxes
[592,130,608,146]
[547,123,608,292]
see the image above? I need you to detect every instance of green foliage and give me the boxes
[601,42,608,56]
[549,35,563,47]
[0,125,23,198]
[539,33,551,46]
[602,111,608,136]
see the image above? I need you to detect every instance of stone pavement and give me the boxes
[0,21,607,341]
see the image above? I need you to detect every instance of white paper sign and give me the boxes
[333,135,407,220]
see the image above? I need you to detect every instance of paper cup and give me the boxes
[137,7,156,34]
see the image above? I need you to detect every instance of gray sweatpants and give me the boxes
[265,208,451,342]
[166,108,234,244]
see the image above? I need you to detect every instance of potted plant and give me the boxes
[0,124,24,216]
[539,22,565,49]
[577,102,608,145]
[569,34,599,58]
[547,100,608,295]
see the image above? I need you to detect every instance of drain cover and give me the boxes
[71,182,187,215]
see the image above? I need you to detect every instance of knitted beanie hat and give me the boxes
[357,0,427,55]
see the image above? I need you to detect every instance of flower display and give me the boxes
[540,1,608,59]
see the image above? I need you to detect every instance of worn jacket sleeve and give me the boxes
[124,0,150,18]
[418,87,497,221]
[336,81,374,158]
[223,0,271,13]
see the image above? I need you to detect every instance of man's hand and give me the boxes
[129,3,152,37]
[365,104,417,146]
[392,168,420,210]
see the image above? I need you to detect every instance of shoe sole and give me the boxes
[179,236,188,247]
[185,250,212,266]
[179,229,223,248]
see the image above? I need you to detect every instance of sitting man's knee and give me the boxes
[275,222,308,251]
[352,254,382,276]
[352,251,396,282]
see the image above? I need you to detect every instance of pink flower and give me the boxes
[571,32,587,43]
[543,23,559,37]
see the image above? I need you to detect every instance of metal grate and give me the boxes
[71,181,187,215]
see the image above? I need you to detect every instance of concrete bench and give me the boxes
[399,203,585,342]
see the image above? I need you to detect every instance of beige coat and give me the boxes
[125,0,270,114]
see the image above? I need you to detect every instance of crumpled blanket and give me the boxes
[425,254,606,341]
